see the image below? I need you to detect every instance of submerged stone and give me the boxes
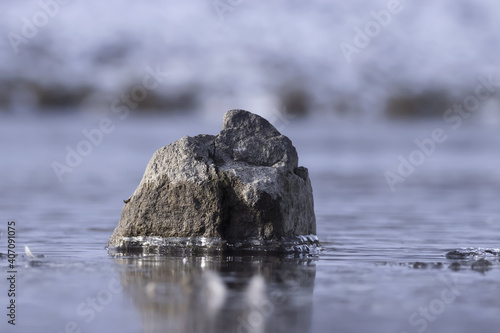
[108,109,318,253]
[471,258,492,273]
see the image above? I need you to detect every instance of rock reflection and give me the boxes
[113,255,316,333]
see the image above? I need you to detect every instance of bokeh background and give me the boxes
[1,0,500,120]
[1,1,500,333]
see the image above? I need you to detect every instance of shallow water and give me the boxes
[1,113,499,333]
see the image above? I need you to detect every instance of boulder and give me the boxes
[108,109,318,253]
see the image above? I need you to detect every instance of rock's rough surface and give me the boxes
[108,109,317,253]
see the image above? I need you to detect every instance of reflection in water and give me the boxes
[112,255,317,333]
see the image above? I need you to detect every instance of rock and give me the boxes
[385,90,451,119]
[108,109,318,253]
[412,262,428,269]
[445,247,500,260]
[471,258,492,273]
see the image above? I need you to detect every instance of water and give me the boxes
[1,113,500,333]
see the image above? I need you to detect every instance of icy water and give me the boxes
[1,113,500,333]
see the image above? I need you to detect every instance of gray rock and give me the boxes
[108,109,318,253]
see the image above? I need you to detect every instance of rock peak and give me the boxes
[222,109,280,136]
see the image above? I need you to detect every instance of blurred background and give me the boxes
[1,0,500,121]
[1,1,500,333]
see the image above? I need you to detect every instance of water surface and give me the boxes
[1,114,499,333]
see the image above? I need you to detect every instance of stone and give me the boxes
[471,258,492,273]
[108,109,318,253]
